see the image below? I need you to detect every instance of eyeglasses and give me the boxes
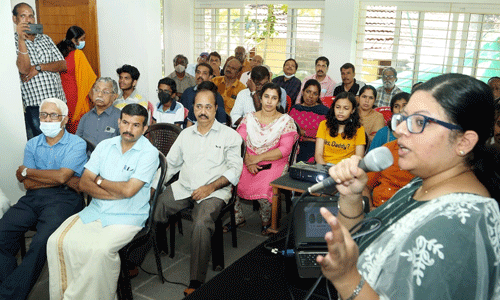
[93,88,113,95]
[157,89,171,94]
[382,75,395,80]
[391,113,462,134]
[39,112,65,120]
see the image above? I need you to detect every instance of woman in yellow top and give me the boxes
[315,92,365,164]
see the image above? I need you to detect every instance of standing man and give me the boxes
[208,52,222,77]
[296,56,335,103]
[239,55,263,86]
[114,64,148,110]
[76,77,121,146]
[167,54,196,97]
[273,58,301,104]
[211,58,246,115]
[375,67,402,107]
[333,63,365,97]
[234,46,251,78]
[47,104,158,300]
[0,98,86,299]
[13,2,67,139]
[155,82,243,296]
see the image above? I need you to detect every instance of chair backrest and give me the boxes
[286,95,292,113]
[288,122,301,167]
[374,106,392,126]
[82,138,96,159]
[147,152,167,230]
[321,96,334,108]
[144,123,182,157]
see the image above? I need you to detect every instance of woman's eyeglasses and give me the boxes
[391,113,462,134]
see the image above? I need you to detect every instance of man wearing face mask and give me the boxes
[375,67,402,107]
[167,54,196,98]
[272,58,301,104]
[152,77,185,126]
[0,98,87,299]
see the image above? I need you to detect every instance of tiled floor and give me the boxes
[26,200,274,300]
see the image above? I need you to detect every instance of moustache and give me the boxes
[95,97,104,102]
[123,132,134,137]
[197,114,208,119]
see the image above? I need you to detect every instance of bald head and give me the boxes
[250,55,263,69]
[234,46,246,63]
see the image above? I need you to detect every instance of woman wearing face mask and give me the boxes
[151,77,185,127]
[57,26,96,134]
[315,92,365,164]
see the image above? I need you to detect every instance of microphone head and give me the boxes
[363,146,394,172]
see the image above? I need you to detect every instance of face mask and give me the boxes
[175,65,186,73]
[284,74,295,79]
[158,91,171,105]
[40,121,62,138]
[75,41,85,50]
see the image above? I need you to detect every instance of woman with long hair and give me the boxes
[358,85,385,141]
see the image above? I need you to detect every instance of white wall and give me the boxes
[96,0,162,105]
[164,0,194,75]
[2,1,30,204]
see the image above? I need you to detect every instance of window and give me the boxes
[356,2,500,92]
[194,1,324,80]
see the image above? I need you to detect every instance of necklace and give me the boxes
[419,170,472,195]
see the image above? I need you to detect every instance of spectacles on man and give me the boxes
[39,112,65,120]
[382,75,395,80]
[92,88,113,95]
[391,113,462,134]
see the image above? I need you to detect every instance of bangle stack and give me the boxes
[338,199,365,219]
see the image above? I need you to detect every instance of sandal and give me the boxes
[261,224,271,236]
[222,220,246,233]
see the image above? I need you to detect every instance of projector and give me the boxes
[289,162,331,183]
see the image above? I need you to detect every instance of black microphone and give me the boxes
[307,146,394,194]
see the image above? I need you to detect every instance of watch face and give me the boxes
[36,65,41,71]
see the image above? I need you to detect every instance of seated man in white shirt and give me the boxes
[230,66,287,127]
[154,81,243,296]
[152,77,185,127]
[239,55,263,87]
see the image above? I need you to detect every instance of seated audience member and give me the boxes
[239,55,263,86]
[368,92,410,151]
[167,54,196,97]
[296,56,336,104]
[154,82,243,296]
[114,64,148,110]
[358,85,385,141]
[315,92,365,164]
[0,98,87,299]
[212,58,246,115]
[47,104,158,300]
[182,63,226,126]
[186,52,209,77]
[231,66,287,127]
[152,77,185,126]
[318,73,500,299]
[76,77,121,146]
[289,79,329,162]
[488,76,500,103]
[333,63,365,97]
[485,102,500,182]
[375,67,402,107]
[234,46,251,77]
[231,83,298,236]
[208,51,222,77]
[272,58,301,104]
[411,81,424,93]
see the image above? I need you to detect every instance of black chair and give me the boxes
[117,152,167,300]
[284,122,301,213]
[166,141,246,271]
[144,123,182,157]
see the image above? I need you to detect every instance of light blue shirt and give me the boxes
[24,130,87,177]
[79,135,159,227]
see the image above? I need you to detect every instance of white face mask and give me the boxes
[40,121,62,138]
[284,74,295,79]
[75,41,85,50]
[175,65,186,73]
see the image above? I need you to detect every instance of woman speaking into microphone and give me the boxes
[317,73,500,300]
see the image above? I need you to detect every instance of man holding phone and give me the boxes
[12,2,67,139]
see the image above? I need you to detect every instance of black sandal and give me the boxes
[223,220,246,233]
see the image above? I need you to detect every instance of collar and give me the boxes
[119,89,138,100]
[156,100,177,112]
[92,105,117,116]
[37,129,70,147]
[113,135,145,152]
[222,76,242,88]
[193,119,221,136]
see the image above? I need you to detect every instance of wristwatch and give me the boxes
[94,176,103,186]
[21,167,28,177]
[35,65,41,72]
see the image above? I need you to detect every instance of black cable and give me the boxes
[303,275,324,300]
[325,278,333,300]
[138,265,188,287]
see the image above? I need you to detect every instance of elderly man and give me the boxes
[488,76,500,103]
[13,2,67,139]
[155,81,243,296]
[272,58,301,104]
[234,46,251,78]
[182,63,226,126]
[231,66,287,127]
[152,77,185,126]
[186,52,209,77]
[0,98,86,299]
[76,77,121,146]
[375,67,402,107]
[239,55,263,87]
[208,51,222,77]
[47,104,158,300]
[211,58,246,115]
[296,56,335,103]
[333,63,365,97]
[167,54,196,97]
[114,64,148,110]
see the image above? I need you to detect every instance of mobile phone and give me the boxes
[259,163,272,170]
[25,24,43,35]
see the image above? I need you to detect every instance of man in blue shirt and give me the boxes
[0,98,87,299]
[47,104,158,300]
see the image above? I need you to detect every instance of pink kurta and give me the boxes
[236,113,298,202]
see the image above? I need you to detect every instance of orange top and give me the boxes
[366,140,415,207]
[212,76,246,115]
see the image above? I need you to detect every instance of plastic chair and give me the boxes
[374,106,392,126]
[286,95,292,113]
[116,152,167,300]
[144,123,182,158]
[321,96,334,108]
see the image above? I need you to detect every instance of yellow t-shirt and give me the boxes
[316,120,366,164]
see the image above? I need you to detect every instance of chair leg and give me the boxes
[169,217,176,259]
[230,208,237,248]
[212,218,224,271]
[178,219,183,235]
[152,224,165,283]
[117,253,133,300]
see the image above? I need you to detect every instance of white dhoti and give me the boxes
[47,214,142,300]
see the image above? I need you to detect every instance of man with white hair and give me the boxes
[375,67,402,107]
[0,98,87,299]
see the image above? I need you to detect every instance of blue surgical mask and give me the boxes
[40,121,63,138]
[75,41,85,50]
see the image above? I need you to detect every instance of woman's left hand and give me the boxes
[244,153,261,166]
[316,207,360,285]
